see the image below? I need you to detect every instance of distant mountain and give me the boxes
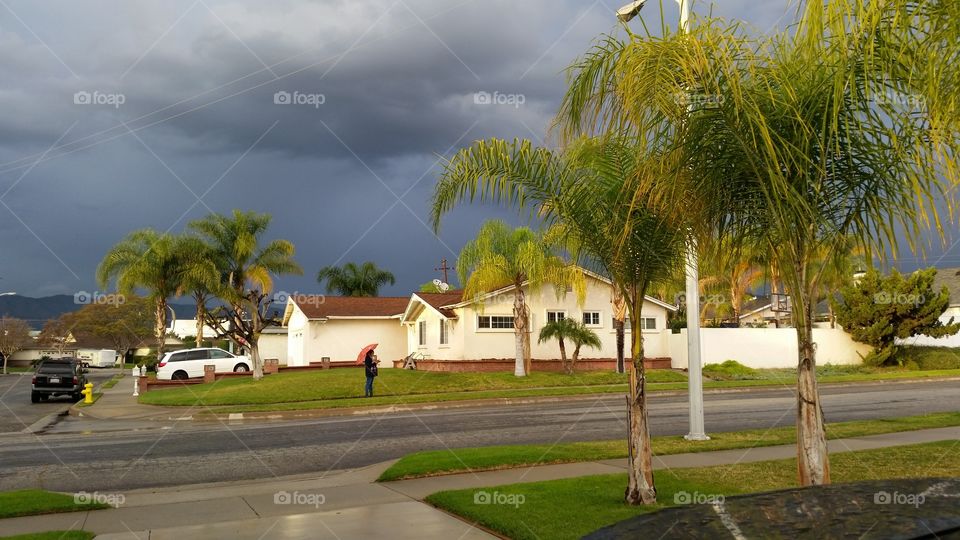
[0,295,198,330]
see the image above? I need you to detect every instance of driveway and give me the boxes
[0,368,119,433]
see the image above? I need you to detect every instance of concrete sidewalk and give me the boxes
[68,375,190,422]
[1,426,956,539]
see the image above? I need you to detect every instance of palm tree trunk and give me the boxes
[194,292,205,348]
[571,344,580,374]
[558,338,569,374]
[512,287,528,377]
[730,283,741,326]
[795,275,830,486]
[154,299,168,362]
[625,284,656,505]
[615,320,625,373]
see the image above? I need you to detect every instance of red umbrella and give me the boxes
[356,343,378,364]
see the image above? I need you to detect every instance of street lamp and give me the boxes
[616,0,708,441]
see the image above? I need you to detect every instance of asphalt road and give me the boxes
[0,379,956,492]
[0,368,119,433]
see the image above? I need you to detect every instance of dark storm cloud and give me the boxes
[0,0,841,298]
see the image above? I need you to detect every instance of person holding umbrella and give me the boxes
[358,344,379,397]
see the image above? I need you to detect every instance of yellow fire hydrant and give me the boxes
[81,382,94,404]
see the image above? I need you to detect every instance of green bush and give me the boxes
[702,360,761,380]
[895,346,960,370]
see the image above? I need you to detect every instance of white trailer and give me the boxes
[77,349,118,368]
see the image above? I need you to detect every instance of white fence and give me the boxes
[668,326,873,369]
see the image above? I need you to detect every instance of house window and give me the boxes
[478,315,514,329]
[641,317,657,330]
[612,317,632,330]
[582,311,601,326]
[546,310,566,323]
[439,320,449,345]
[418,320,427,346]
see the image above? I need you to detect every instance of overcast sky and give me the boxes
[0,0,954,300]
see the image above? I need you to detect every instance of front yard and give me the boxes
[425,440,960,540]
[136,363,960,412]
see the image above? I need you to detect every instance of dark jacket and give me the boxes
[364,357,377,377]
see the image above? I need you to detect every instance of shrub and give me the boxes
[702,360,761,380]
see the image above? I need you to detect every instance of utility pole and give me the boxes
[435,259,454,284]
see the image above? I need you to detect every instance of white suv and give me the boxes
[156,348,251,380]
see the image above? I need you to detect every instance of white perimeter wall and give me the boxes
[258,334,288,365]
[670,327,873,369]
[291,318,405,367]
[896,309,960,348]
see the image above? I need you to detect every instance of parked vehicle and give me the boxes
[31,358,87,403]
[78,349,118,368]
[156,348,251,381]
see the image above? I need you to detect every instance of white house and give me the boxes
[282,296,409,367]
[399,271,676,369]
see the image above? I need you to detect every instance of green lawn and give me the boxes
[0,490,109,519]
[0,533,95,540]
[379,411,960,480]
[137,363,960,411]
[425,440,960,540]
[101,374,123,389]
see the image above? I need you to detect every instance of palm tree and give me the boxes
[432,138,687,504]
[177,236,221,348]
[189,211,302,380]
[538,318,601,374]
[555,1,960,487]
[702,237,764,325]
[97,230,199,361]
[456,220,584,377]
[317,262,396,297]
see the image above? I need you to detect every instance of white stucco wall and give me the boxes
[258,333,288,365]
[896,311,960,348]
[294,318,405,367]
[410,277,672,361]
[670,327,872,369]
[286,308,309,366]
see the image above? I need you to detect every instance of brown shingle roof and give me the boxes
[415,291,464,318]
[292,296,409,319]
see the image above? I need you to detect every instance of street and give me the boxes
[0,379,955,492]
[0,368,119,433]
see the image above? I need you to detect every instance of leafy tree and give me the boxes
[432,138,686,504]
[189,210,302,380]
[97,230,202,361]
[538,318,601,374]
[556,0,960,489]
[0,317,32,374]
[317,262,395,297]
[833,268,960,365]
[38,316,73,355]
[70,296,154,363]
[455,220,584,377]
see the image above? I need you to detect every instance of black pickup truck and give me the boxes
[31,358,87,403]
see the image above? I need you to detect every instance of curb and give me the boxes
[187,376,960,422]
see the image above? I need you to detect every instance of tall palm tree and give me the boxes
[555,0,960,487]
[316,262,396,297]
[456,220,584,377]
[189,210,302,380]
[97,230,199,360]
[432,137,687,504]
[702,236,764,325]
[177,236,221,348]
[538,318,601,374]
